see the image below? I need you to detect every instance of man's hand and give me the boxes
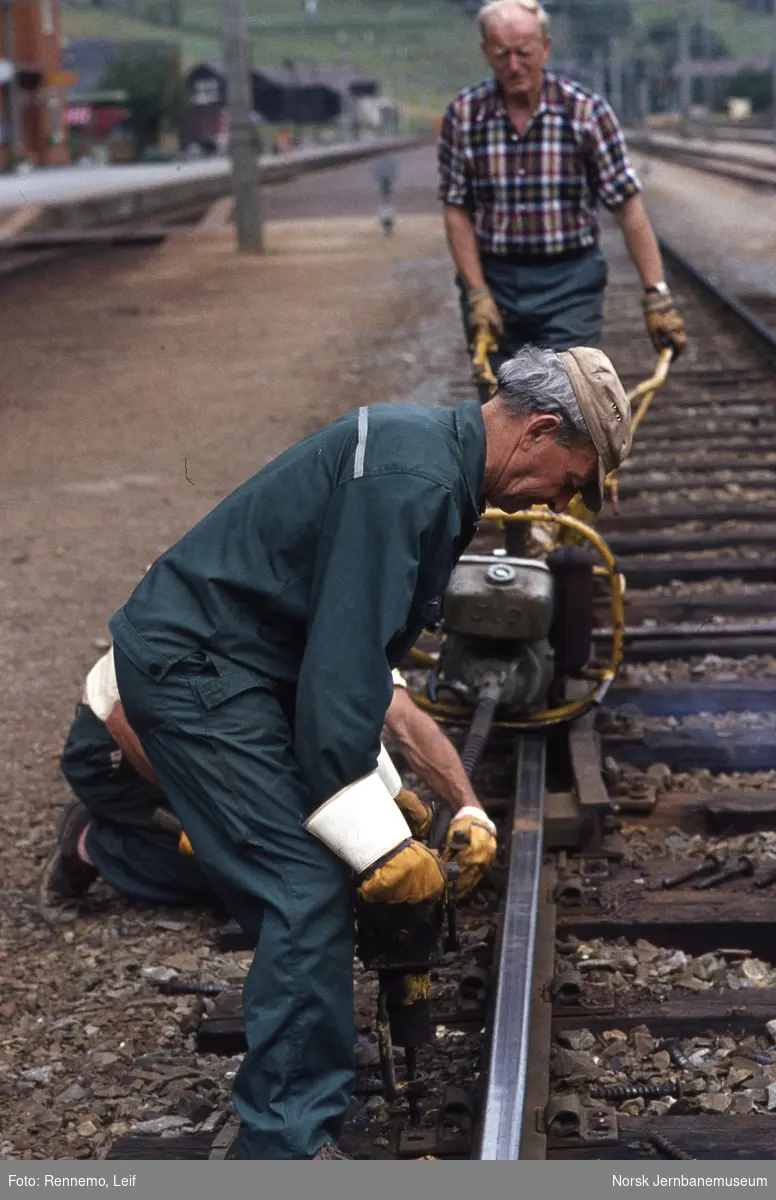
[358,840,446,905]
[394,787,433,839]
[443,806,497,898]
[467,286,504,342]
[642,288,687,358]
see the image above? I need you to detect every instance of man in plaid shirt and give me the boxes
[438,0,686,392]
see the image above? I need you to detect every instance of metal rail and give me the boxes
[659,239,776,362]
[477,731,546,1160]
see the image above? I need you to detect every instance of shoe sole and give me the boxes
[36,802,89,925]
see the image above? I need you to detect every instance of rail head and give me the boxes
[477,731,546,1160]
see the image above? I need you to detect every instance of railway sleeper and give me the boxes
[549,1114,776,1160]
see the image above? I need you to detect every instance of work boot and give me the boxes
[38,800,98,903]
[313,1142,350,1160]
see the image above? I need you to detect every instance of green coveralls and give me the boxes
[109,399,485,1159]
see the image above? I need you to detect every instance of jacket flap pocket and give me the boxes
[192,665,261,710]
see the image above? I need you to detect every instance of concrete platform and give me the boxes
[0,135,427,237]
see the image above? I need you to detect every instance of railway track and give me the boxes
[96,227,776,1162]
[628,134,776,194]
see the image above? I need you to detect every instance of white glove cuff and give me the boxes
[303,769,412,874]
[377,743,402,798]
[84,646,120,721]
[452,805,497,834]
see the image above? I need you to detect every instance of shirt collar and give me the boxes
[475,70,562,125]
[453,399,487,521]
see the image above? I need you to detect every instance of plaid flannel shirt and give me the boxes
[438,72,641,258]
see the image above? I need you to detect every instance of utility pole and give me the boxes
[772,0,776,146]
[1,0,20,173]
[591,46,605,100]
[221,0,263,252]
[677,8,691,137]
[699,0,714,138]
[638,70,650,132]
[609,37,623,121]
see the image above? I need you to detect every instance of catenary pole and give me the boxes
[221,0,263,251]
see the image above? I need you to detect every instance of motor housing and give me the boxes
[437,555,556,715]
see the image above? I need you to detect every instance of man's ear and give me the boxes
[526,413,561,442]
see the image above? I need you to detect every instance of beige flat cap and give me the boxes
[557,347,632,513]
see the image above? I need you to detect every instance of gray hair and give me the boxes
[496,346,592,448]
[478,0,550,39]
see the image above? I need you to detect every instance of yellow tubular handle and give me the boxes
[471,327,499,394]
[407,509,625,729]
[628,346,673,435]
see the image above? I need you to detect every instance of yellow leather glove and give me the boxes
[467,286,504,342]
[443,806,497,898]
[358,840,446,905]
[394,787,433,840]
[642,288,687,358]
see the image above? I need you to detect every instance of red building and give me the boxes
[0,0,71,169]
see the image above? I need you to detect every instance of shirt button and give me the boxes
[149,663,161,677]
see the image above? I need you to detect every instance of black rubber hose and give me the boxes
[429,684,500,850]
[460,688,501,778]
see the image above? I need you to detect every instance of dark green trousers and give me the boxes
[62,703,213,904]
[112,645,356,1159]
[458,245,608,401]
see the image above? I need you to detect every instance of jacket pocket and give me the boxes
[189,662,263,711]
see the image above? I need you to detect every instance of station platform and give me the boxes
[0,135,427,236]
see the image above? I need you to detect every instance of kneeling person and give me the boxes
[42,654,497,908]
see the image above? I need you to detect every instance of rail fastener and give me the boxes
[647,1131,696,1162]
[693,856,756,890]
[659,855,720,890]
[589,1081,682,1102]
[665,1042,693,1071]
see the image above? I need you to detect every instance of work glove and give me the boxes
[358,840,446,906]
[304,767,446,905]
[443,806,498,898]
[642,288,687,358]
[377,744,433,839]
[467,286,503,342]
[394,787,434,840]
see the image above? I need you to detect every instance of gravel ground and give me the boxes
[616,656,776,685]
[0,147,478,1160]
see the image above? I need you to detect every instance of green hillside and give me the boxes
[60,1,486,115]
[632,0,773,60]
[60,0,774,118]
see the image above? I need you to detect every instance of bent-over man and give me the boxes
[52,343,631,1160]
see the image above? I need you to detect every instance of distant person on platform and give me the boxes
[373,153,397,236]
[437,0,687,395]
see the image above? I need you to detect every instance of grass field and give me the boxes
[60,0,487,113]
[60,0,773,118]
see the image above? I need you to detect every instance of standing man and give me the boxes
[94,344,630,1160]
[438,0,687,395]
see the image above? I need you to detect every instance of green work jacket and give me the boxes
[109,399,486,808]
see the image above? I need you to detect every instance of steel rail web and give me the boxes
[477,731,546,1160]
